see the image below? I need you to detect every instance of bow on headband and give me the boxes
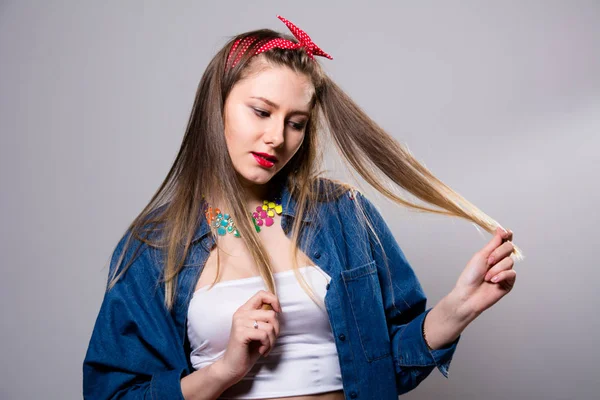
[226,15,333,69]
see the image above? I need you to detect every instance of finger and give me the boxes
[481,226,509,257]
[248,309,280,336]
[245,327,271,355]
[484,256,514,282]
[487,241,515,267]
[240,290,282,313]
[489,269,517,285]
[248,321,276,356]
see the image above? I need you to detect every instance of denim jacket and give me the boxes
[83,178,460,399]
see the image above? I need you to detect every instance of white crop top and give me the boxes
[186,265,343,399]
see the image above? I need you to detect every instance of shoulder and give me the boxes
[107,228,164,290]
[314,176,375,206]
[110,202,172,273]
[310,177,384,225]
[313,176,361,201]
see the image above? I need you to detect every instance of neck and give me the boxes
[204,180,283,214]
[241,182,270,205]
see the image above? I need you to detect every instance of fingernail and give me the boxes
[492,275,499,282]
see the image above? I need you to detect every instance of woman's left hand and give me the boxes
[452,227,517,318]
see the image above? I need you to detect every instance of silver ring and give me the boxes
[253,320,259,329]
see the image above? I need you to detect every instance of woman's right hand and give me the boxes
[213,290,282,385]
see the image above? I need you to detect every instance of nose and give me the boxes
[264,119,285,148]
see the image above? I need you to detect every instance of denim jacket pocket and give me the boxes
[341,260,391,362]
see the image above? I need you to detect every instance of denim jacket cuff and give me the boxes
[150,367,187,400]
[395,308,461,378]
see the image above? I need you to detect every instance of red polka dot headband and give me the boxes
[226,15,333,69]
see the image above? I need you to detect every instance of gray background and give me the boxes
[1,1,598,399]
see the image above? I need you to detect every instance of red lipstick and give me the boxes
[252,152,278,162]
[252,152,276,168]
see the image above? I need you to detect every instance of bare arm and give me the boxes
[181,359,237,400]
[422,291,476,350]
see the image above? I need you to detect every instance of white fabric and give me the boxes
[187,265,343,399]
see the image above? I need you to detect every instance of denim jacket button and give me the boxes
[338,333,346,341]
[314,252,321,259]
[349,391,357,398]
[326,283,330,290]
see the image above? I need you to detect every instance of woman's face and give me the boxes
[223,61,314,189]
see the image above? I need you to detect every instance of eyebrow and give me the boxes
[250,96,311,117]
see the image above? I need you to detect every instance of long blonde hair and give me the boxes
[106,27,523,311]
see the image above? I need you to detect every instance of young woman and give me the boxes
[83,15,522,400]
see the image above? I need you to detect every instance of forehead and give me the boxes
[233,63,315,109]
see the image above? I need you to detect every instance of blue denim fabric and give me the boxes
[83,179,460,399]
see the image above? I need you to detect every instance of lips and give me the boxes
[252,152,278,162]
[252,153,275,168]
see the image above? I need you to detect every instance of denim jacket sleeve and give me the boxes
[354,190,461,395]
[83,232,188,399]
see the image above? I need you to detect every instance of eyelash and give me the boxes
[253,108,306,131]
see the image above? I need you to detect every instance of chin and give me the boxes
[238,170,276,186]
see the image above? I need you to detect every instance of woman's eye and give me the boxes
[253,108,305,131]
[290,122,306,131]
[253,108,270,118]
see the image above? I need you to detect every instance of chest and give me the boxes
[193,221,316,292]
